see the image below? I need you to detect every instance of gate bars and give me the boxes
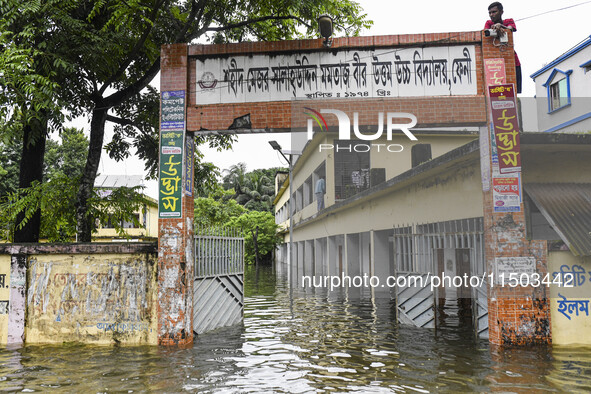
[194,226,244,278]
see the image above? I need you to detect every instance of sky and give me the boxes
[93,0,591,198]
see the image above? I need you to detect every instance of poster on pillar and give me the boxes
[484,58,506,86]
[492,174,521,212]
[159,90,185,218]
[489,84,521,174]
[184,135,194,197]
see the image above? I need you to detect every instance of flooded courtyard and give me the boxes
[1,266,591,392]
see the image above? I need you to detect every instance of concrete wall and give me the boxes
[0,243,158,346]
[548,250,591,345]
[0,254,10,344]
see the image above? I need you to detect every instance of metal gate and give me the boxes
[394,226,436,329]
[193,227,244,334]
[394,218,487,337]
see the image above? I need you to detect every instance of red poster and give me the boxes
[492,175,521,212]
[489,84,521,173]
[485,58,506,86]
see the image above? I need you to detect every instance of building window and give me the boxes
[334,140,370,201]
[122,214,140,229]
[543,69,572,113]
[549,78,569,111]
[303,176,313,207]
[411,144,432,168]
[296,186,303,211]
[313,162,326,204]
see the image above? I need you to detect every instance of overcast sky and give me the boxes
[93,0,591,198]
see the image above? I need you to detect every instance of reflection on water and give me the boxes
[1,265,591,392]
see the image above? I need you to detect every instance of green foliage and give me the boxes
[194,189,247,228]
[0,0,82,131]
[1,0,371,241]
[0,126,143,242]
[227,210,280,265]
[44,127,89,181]
[0,133,21,197]
[0,175,147,242]
[222,163,286,212]
[0,126,89,198]
[194,188,280,265]
[206,0,372,43]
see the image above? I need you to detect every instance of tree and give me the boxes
[0,126,146,242]
[222,164,285,212]
[0,131,21,198]
[227,211,280,265]
[194,188,280,265]
[0,0,81,241]
[2,0,371,242]
[44,127,89,181]
[194,189,246,228]
[0,126,89,198]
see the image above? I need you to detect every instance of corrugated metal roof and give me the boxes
[525,183,591,256]
[94,175,144,188]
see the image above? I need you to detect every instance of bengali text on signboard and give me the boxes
[196,46,477,104]
[159,90,185,218]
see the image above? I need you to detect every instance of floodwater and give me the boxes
[2,267,591,392]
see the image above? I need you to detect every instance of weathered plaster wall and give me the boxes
[548,251,591,345]
[26,253,157,345]
[0,254,9,344]
[0,243,158,346]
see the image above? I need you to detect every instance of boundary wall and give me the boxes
[0,243,158,345]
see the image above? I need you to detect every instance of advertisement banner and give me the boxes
[484,58,506,86]
[489,84,521,173]
[159,90,185,218]
[492,175,521,212]
[184,136,194,197]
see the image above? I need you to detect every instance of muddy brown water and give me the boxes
[1,266,590,392]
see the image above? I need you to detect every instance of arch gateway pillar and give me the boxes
[158,44,194,346]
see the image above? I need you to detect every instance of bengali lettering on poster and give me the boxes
[492,175,521,212]
[195,46,477,104]
[159,90,185,218]
[484,58,506,86]
[489,84,521,174]
[161,90,185,131]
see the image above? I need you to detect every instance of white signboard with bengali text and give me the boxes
[494,257,536,285]
[195,46,477,104]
